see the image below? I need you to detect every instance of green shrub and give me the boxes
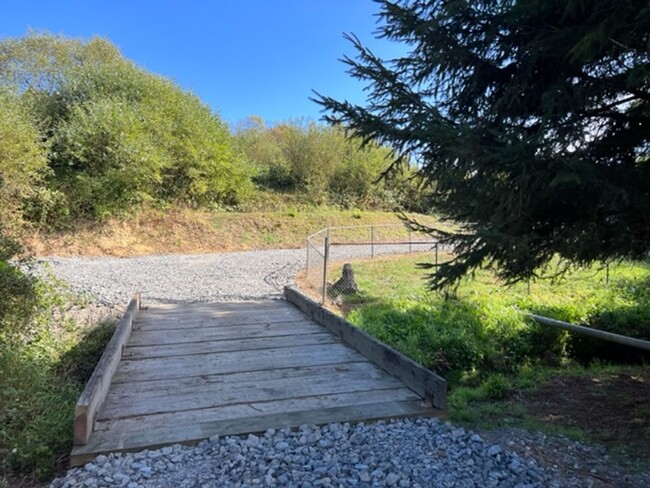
[349,299,494,379]
[343,256,650,386]
[482,373,512,400]
[0,88,49,230]
[1,33,253,224]
[236,118,426,210]
[0,277,114,481]
[0,235,38,337]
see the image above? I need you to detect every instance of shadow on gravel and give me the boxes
[522,369,650,465]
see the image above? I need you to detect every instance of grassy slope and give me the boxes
[21,207,438,257]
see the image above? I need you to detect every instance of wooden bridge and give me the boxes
[70,288,446,466]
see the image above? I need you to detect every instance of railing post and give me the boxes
[371,225,375,259]
[322,235,330,305]
[606,262,610,286]
[409,229,412,253]
[435,242,439,267]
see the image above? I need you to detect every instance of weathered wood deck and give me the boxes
[71,296,442,466]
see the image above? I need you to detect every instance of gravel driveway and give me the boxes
[37,243,437,306]
[42,248,648,488]
[39,249,305,305]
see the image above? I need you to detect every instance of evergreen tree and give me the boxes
[316,0,650,288]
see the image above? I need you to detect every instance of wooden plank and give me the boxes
[73,293,141,445]
[96,389,425,434]
[123,332,338,359]
[136,304,304,320]
[135,310,305,329]
[104,361,376,396]
[127,320,324,346]
[146,300,291,311]
[72,395,430,465]
[284,287,448,409]
[112,343,363,383]
[99,369,405,419]
[133,310,306,330]
[139,301,299,318]
[140,303,300,316]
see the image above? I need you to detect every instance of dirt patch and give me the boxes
[20,208,431,258]
[521,370,650,461]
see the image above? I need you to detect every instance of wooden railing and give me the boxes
[73,293,141,445]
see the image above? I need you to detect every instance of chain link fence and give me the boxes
[305,224,440,304]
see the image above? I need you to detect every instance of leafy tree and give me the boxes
[236,118,410,208]
[0,33,251,221]
[316,0,650,288]
[0,88,49,230]
[0,31,121,95]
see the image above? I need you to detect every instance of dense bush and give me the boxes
[236,118,426,210]
[348,298,530,384]
[0,33,251,224]
[345,257,650,384]
[0,247,115,482]
[0,88,49,230]
[0,236,38,336]
[1,33,426,226]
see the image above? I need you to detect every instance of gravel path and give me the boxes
[38,249,305,305]
[36,244,436,306]
[52,420,572,488]
[40,248,648,487]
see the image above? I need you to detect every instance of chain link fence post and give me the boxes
[321,235,330,304]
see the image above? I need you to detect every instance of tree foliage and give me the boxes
[0,33,250,222]
[0,88,49,230]
[236,117,424,209]
[316,0,650,288]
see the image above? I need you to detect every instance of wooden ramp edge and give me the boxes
[283,286,447,410]
[73,293,141,445]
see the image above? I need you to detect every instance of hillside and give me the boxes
[21,207,438,257]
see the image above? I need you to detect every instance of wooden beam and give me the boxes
[73,293,141,445]
[71,397,429,466]
[283,287,447,409]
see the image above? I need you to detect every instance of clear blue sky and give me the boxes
[0,0,403,126]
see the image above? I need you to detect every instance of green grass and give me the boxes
[0,281,115,483]
[342,254,650,382]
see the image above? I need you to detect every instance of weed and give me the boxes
[482,374,512,400]
[0,279,115,482]
[342,255,650,380]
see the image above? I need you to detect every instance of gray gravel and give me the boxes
[38,249,304,305]
[35,244,436,306]
[51,419,567,488]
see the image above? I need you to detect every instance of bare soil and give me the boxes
[522,369,650,461]
[21,208,433,258]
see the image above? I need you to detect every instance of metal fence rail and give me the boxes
[305,224,439,304]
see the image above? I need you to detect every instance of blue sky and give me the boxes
[0,1,403,126]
